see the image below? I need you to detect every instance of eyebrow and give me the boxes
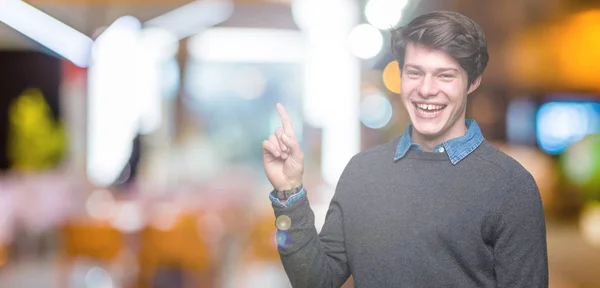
[404,64,459,73]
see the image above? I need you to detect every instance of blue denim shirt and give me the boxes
[270,119,484,208]
[270,185,307,208]
[395,119,484,165]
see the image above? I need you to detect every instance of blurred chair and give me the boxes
[59,220,124,287]
[137,211,213,288]
[61,220,123,262]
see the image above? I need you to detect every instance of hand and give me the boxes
[262,103,304,191]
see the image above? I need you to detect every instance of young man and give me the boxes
[262,11,548,288]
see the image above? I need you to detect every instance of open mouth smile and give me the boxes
[413,102,447,118]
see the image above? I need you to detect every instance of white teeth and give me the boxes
[416,103,444,111]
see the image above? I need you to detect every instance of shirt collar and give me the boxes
[394,119,484,165]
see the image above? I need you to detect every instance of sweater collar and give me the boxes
[394,119,484,165]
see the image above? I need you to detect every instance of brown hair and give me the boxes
[390,11,489,87]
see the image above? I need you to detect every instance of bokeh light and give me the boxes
[580,201,600,248]
[275,230,290,249]
[562,134,600,199]
[270,229,290,249]
[85,189,116,221]
[360,92,393,129]
[536,102,600,155]
[506,10,600,92]
[291,0,358,33]
[275,215,292,231]
[84,266,114,288]
[109,201,144,233]
[364,0,408,30]
[348,24,383,59]
[555,10,600,91]
[382,60,401,94]
[150,202,181,231]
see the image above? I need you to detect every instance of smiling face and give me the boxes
[400,42,481,150]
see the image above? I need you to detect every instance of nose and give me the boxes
[418,75,438,98]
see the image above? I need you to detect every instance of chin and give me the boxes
[411,120,446,138]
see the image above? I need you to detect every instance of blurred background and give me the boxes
[0,0,599,287]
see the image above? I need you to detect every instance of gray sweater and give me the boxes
[272,139,548,287]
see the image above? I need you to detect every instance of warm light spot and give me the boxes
[86,189,116,220]
[276,215,292,231]
[580,202,600,248]
[382,60,401,94]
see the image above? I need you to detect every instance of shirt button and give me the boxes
[438,147,445,153]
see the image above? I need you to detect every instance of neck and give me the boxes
[411,121,468,152]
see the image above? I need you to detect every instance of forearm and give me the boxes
[272,193,349,288]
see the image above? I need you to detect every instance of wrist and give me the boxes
[278,179,302,191]
[275,183,303,200]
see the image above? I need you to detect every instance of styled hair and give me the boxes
[390,11,489,87]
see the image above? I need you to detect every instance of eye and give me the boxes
[439,74,455,80]
[406,70,421,77]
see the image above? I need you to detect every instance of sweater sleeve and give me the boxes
[493,171,549,287]
[271,184,350,288]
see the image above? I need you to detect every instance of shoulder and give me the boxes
[472,141,534,181]
[473,142,539,199]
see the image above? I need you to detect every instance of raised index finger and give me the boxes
[276,103,296,137]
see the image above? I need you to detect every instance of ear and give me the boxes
[467,76,482,95]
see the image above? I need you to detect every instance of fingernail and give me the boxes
[282,133,289,140]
